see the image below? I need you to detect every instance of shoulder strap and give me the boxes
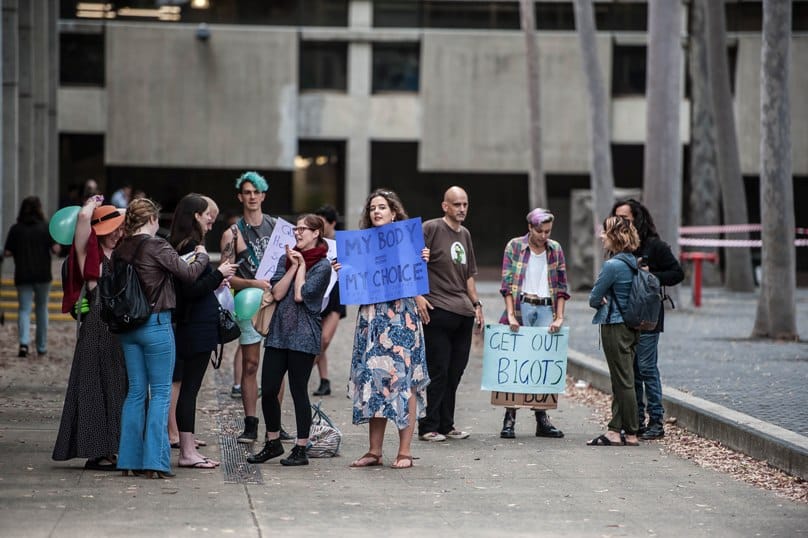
[237,218,261,267]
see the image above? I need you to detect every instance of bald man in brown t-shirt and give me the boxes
[415,186,484,442]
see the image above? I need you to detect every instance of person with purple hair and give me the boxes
[497,208,569,439]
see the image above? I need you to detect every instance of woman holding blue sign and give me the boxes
[587,216,641,447]
[348,189,430,469]
[498,208,569,439]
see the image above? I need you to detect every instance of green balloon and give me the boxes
[49,206,81,245]
[234,287,263,320]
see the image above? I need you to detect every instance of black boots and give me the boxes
[246,438,284,464]
[535,410,564,438]
[237,416,259,444]
[500,409,516,439]
[313,378,331,396]
[280,444,309,466]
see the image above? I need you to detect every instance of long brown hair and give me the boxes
[359,188,408,229]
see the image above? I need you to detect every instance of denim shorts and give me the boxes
[236,316,263,346]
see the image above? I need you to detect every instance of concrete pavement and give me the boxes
[0,283,806,536]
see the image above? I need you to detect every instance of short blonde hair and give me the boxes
[602,216,640,254]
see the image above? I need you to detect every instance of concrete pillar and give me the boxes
[17,0,32,195]
[344,0,372,228]
[47,0,58,213]
[32,0,49,210]
[2,0,19,234]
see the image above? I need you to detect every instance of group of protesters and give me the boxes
[2,169,682,476]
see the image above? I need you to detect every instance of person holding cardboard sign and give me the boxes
[348,189,431,469]
[498,208,569,439]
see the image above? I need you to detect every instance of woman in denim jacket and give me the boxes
[587,216,641,446]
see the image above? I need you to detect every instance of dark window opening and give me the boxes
[294,140,346,216]
[612,45,646,96]
[60,33,105,86]
[300,41,348,91]
[372,43,420,93]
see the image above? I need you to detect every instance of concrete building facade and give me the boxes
[3,0,807,276]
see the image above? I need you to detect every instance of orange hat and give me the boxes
[91,205,124,236]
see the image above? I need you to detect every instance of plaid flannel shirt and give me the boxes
[498,235,570,324]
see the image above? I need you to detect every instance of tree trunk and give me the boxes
[573,0,614,280]
[753,0,797,340]
[687,0,722,287]
[705,0,755,291]
[643,0,683,305]
[519,0,547,209]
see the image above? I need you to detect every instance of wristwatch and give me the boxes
[472,300,482,308]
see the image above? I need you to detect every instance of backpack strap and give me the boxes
[609,256,635,321]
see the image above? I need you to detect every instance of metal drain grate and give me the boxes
[212,365,264,485]
[218,417,263,485]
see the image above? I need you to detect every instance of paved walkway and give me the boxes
[0,282,806,536]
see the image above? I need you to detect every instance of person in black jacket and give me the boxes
[611,199,684,440]
[168,194,237,468]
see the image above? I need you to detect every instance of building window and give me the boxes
[594,3,647,32]
[294,140,345,215]
[299,41,348,92]
[60,0,348,26]
[612,45,646,96]
[60,32,105,86]
[372,43,420,93]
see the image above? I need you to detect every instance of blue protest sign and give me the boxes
[480,324,569,394]
[336,218,429,305]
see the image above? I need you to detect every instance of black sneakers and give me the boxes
[641,422,665,440]
[246,438,284,464]
[280,445,309,466]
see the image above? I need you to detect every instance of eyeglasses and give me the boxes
[292,226,313,233]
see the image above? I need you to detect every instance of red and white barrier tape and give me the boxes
[679,238,808,247]
[679,225,808,235]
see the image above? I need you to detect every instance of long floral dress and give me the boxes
[349,297,430,430]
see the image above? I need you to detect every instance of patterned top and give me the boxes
[265,255,332,355]
[499,235,570,324]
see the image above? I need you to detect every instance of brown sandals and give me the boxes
[350,452,382,468]
[391,454,413,469]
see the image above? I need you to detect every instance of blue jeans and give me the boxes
[520,303,554,328]
[117,312,175,472]
[634,332,663,424]
[17,282,51,353]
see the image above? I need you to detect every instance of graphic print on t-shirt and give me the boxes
[451,241,467,265]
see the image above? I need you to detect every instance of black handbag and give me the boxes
[212,306,240,369]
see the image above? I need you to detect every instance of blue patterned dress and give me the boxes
[349,298,430,430]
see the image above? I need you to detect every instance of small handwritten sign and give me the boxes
[335,218,429,305]
[255,217,296,281]
[481,324,569,394]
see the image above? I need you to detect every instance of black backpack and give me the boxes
[610,256,663,331]
[99,237,153,334]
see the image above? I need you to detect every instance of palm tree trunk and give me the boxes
[753,0,797,340]
[643,0,683,304]
[519,0,547,209]
[688,0,722,287]
[573,0,614,280]
[704,0,755,291]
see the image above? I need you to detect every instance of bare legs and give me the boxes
[351,396,416,468]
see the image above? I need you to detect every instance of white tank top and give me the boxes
[522,250,550,297]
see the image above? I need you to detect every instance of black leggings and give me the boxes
[176,350,210,433]
[261,347,316,440]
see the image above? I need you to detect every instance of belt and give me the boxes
[520,295,552,306]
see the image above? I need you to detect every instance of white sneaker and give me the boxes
[446,429,470,440]
[418,432,447,442]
